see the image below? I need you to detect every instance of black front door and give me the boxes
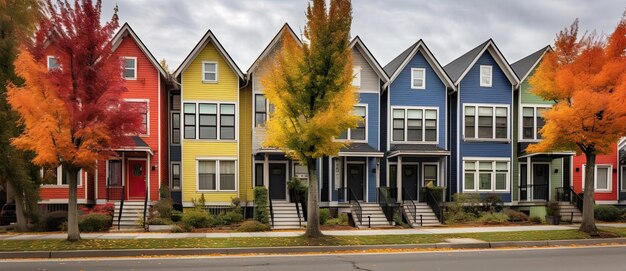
[347,164,364,201]
[520,164,529,201]
[402,165,419,201]
[533,164,549,200]
[269,164,286,200]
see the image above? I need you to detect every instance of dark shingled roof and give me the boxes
[443,40,491,83]
[340,143,380,153]
[511,46,550,81]
[383,41,419,77]
[390,144,447,153]
[131,136,149,148]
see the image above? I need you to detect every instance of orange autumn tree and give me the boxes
[528,17,626,235]
[7,0,142,241]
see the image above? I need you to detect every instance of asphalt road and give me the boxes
[3,245,626,271]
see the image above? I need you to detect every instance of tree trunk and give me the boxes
[65,164,81,241]
[7,181,27,231]
[304,157,323,238]
[579,152,598,235]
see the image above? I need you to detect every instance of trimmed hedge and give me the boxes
[594,205,621,222]
[79,213,112,232]
[254,187,270,224]
[236,220,271,232]
[182,209,211,229]
[42,211,68,231]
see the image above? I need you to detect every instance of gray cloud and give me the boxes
[100,0,625,71]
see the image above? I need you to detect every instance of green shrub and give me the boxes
[159,186,170,199]
[482,195,504,213]
[79,213,112,232]
[171,210,183,222]
[594,205,621,222]
[444,193,481,224]
[319,209,331,225]
[325,213,349,226]
[253,187,269,224]
[42,211,68,231]
[155,198,173,219]
[182,209,211,229]
[207,215,223,227]
[529,215,543,224]
[236,220,271,232]
[445,211,478,224]
[219,211,244,225]
[147,217,172,225]
[393,212,409,228]
[477,212,509,225]
[504,209,529,222]
[546,201,560,216]
[171,224,184,233]
[423,186,445,202]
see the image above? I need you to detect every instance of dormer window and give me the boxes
[47,56,60,70]
[480,65,492,87]
[352,66,361,87]
[202,61,218,82]
[411,68,425,89]
[122,57,137,80]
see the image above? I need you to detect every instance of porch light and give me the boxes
[554,169,558,174]
[576,167,579,172]
[152,165,157,171]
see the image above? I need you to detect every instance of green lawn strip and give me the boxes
[0,229,601,251]
[596,227,626,237]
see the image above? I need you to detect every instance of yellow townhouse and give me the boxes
[173,30,246,207]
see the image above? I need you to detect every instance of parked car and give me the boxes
[0,203,16,226]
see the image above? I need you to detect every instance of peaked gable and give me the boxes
[174,29,244,80]
[247,23,301,80]
[350,36,389,83]
[383,40,454,90]
[111,23,168,79]
[444,39,519,87]
[511,45,552,83]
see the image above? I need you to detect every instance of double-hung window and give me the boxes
[171,163,181,191]
[423,164,438,187]
[183,103,236,140]
[47,56,60,70]
[171,94,181,144]
[202,62,218,82]
[197,160,236,191]
[338,105,366,141]
[352,66,361,87]
[254,94,274,127]
[199,104,217,139]
[583,165,612,192]
[480,65,492,87]
[522,106,549,140]
[464,105,508,140]
[411,68,425,89]
[41,166,81,186]
[107,160,122,186]
[463,160,509,192]
[127,101,148,135]
[183,103,196,139]
[392,107,437,143]
[220,104,236,140]
[122,57,137,80]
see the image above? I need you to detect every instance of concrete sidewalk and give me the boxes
[0,224,599,240]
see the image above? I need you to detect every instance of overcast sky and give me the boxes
[101,0,625,72]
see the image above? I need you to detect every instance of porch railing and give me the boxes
[142,183,149,230]
[377,187,396,223]
[268,193,275,227]
[519,183,549,201]
[423,187,444,224]
[556,186,583,212]
[117,185,125,230]
[403,187,418,225]
[339,187,362,225]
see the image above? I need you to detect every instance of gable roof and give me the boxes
[246,23,301,80]
[443,39,519,87]
[350,36,389,83]
[111,23,169,79]
[383,40,454,90]
[511,45,552,83]
[173,29,244,80]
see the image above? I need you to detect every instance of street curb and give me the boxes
[2,238,626,259]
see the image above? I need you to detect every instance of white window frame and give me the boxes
[182,101,237,141]
[462,158,510,193]
[196,158,238,192]
[352,66,362,88]
[480,65,492,87]
[254,94,274,127]
[336,104,368,142]
[422,162,440,187]
[202,61,218,83]
[121,57,137,80]
[125,99,150,136]
[171,162,181,191]
[105,159,123,187]
[40,166,83,186]
[411,68,426,89]
[621,165,626,191]
[582,164,612,192]
[390,106,439,144]
[519,105,551,142]
[463,103,510,141]
[47,56,60,71]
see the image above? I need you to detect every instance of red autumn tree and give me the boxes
[7,0,142,241]
[528,16,626,235]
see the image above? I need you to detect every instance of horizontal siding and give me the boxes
[181,41,238,102]
[572,144,619,201]
[353,47,379,93]
[520,70,552,104]
[358,93,379,149]
[182,140,238,204]
[239,85,253,202]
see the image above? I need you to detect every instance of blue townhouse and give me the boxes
[444,39,520,203]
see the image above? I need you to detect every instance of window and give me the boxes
[171,94,181,111]
[411,68,425,89]
[388,164,397,188]
[391,107,438,143]
[122,57,137,80]
[197,160,236,191]
[463,160,509,192]
[423,164,438,187]
[202,62,218,82]
[128,101,148,135]
[621,166,626,191]
[521,106,550,140]
[171,163,181,190]
[255,164,264,187]
[47,56,60,70]
[338,106,366,141]
[171,112,180,144]
[254,94,274,127]
[108,160,122,186]
[183,103,196,139]
[464,105,508,140]
[294,163,309,182]
[220,104,236,140]
[40,166,81,186]
[199,103,217,139]
[583,165,612,192]
[352,66,361,87]
[480,65,492,87]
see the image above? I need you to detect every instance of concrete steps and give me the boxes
[402,202,441,227]
[558,202,582,223]
[270,202,304,229]
[352,203,392,229]
[113,201,146,229]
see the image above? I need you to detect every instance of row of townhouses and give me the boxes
[36,23,626,228]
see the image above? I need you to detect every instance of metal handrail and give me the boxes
[556,186,583,212]
[339,187,362,225]
[403,187,418,224]
[117,185,125,230]
[142,183,149,230]
[268,193,275,227]
[292,189,302,227]
[424,187,444,224]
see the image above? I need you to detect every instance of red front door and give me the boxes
[128,160,146,199]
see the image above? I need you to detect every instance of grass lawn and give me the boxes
[0,229,609,251]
